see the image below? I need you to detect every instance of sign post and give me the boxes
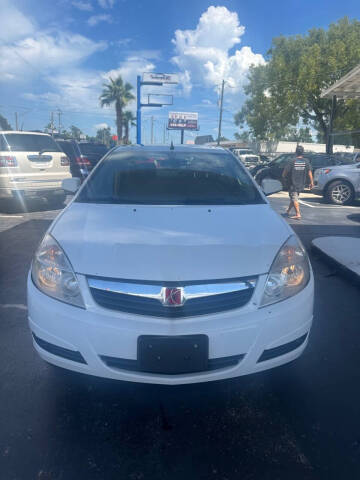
[136,73,179,145]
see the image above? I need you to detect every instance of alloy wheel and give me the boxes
[331,184,352,204]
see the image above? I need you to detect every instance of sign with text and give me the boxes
[142,72,179,85]
[168,112,198,130]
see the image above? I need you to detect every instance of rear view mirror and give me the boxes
[62,177,81,194]
[261,178,283,196]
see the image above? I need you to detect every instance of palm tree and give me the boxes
[99,76,135,144]
[123,111,136,144]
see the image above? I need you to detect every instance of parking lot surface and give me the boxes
[1,194,360,480]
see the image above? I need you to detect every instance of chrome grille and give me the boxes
[88,277,256,317]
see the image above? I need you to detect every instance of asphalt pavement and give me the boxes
[0,193,360,480]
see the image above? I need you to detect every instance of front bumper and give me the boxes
[27,272,314,385]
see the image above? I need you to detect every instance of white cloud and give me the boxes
[115,38,132,47]
[104,56,155,84]
[22,55,154,117]
[0,32,107,83]
[88,14,112,26]
[72,1,93,11]
[98,0,114,8]
[126,50,161,60]
[172,6,265,94]
[0,1,35,42]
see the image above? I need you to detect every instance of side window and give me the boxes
[311,156,330,169]
[274,155,291,167]
[60,143,74,158]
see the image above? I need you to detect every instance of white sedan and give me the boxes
[28,145,314,385]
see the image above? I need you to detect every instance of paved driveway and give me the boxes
[0,195,359,480]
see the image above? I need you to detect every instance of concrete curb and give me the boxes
[311,237,360,286]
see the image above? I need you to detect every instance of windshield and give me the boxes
[2,134,62,153]
[78,143,108,155]
[77,150,264,205]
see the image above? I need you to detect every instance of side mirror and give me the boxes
[261,178,283,196]
[62,177,81,194]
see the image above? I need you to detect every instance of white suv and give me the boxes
[28,145,314,385]
[0,131,71,207]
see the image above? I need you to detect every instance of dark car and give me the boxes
[56,140,109,179]
[253,153,346,188]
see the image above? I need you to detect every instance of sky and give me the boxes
[0,0,359,144]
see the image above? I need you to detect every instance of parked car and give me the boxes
[0,131,71,207]
[232,148,263,169]
[312,162,360,205]
[253,153,347,188]
[56,139,109,179]
[28,145,314,385]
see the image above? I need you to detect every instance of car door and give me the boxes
[352,163,360,194]
[269,154,292,180]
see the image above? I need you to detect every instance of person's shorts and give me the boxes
[289,190,300,202]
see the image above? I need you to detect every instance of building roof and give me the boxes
[321,64,360,99]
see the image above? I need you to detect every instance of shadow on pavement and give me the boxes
[290,223,360,250]
[0,197,65,214]
[347,213,360,223]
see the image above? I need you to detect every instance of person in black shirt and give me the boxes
[282,145,314,220]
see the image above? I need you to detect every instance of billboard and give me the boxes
[168,112,198,130]
[142,73,179,85]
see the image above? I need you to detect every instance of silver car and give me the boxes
[313,161,360,205]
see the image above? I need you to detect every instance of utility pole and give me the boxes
[50,111,55,136]
[56,108,62,135]
[151,116,154,144]
[217,79,225,146]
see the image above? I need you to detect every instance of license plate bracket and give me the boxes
[138,335,209,374]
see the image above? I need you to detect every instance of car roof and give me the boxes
[110,144,228,155]
[1,130,51,136]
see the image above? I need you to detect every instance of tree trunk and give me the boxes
[115,101,123,145]
[125,122,129,144]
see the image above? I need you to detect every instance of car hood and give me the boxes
[51,202,292,281]
[326,163,359,171]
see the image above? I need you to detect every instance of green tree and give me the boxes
[0,114,12,131]
[234,131,252,142]
[122,111,136,144]
[234,64,297,141]
[283,127,314,142]
[70,125,83,140]
[236,17,360,149]
[99,76,135,144]
[95,126,117,147]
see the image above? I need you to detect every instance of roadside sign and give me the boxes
[112,135,118,141]
[168,112,198,130]
[142,72,179,85]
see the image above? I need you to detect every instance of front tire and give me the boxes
[325,180,354,205]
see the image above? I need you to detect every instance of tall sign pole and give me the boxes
[217,79,225,145]
[136,75,141,145]
[136,73,178,145]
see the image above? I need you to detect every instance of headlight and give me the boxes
[31,234,85,308]
[260,235,310,307]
